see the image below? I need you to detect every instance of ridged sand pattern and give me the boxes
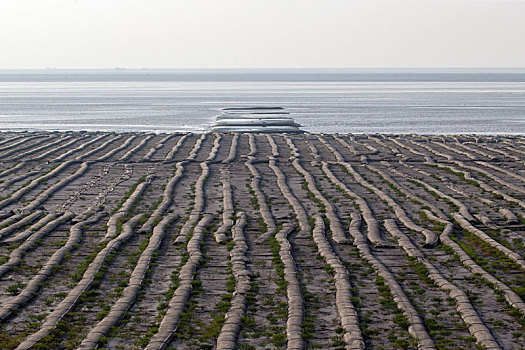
[0,131,523,350]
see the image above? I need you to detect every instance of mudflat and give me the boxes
[0,131,524,349]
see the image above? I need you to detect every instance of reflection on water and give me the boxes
[0,70,524,134]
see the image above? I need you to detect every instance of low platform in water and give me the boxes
[212,125,304,133]
[212,107,304,133]
[222,106,284,111]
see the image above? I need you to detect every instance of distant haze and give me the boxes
[1,0,525,68]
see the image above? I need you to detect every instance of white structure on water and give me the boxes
[212,107,304,133]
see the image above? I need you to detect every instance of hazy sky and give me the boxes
[1,0,524,68]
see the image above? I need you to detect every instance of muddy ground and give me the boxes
[0,131,524,350]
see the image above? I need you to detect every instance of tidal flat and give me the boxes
[0,131,524,349]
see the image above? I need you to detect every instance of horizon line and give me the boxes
[1,67,525,71]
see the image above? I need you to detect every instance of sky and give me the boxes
[0,0,524,69]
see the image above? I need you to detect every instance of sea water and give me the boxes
[1,69,524,134]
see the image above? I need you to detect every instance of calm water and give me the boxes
[1,69,525,134]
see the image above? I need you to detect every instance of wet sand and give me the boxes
[0,131,524,349]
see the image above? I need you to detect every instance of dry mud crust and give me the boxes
[0,131,524,350]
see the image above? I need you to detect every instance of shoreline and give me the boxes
[2,130,525,136]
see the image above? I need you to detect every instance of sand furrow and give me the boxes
[143,133,177,161]
[0,135,52,159]
[311,215,364,349]
[347,213,436,349]
[0,213,104,322]
[216,212,251,349]
[8,135,72,162]
[78,214,176,349]
[214,168,234,243]
[222,133,239,163]
[54,134,109,161]
[104,175,153,240]
[0,211,75,279]
[383,219,501,350]
[15,214,143,350]
[165,133,190,161]
[120,134,154,162]
[144,214,213,350]
[96,134,137,161]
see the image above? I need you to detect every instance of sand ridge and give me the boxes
[0,131,523,349]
